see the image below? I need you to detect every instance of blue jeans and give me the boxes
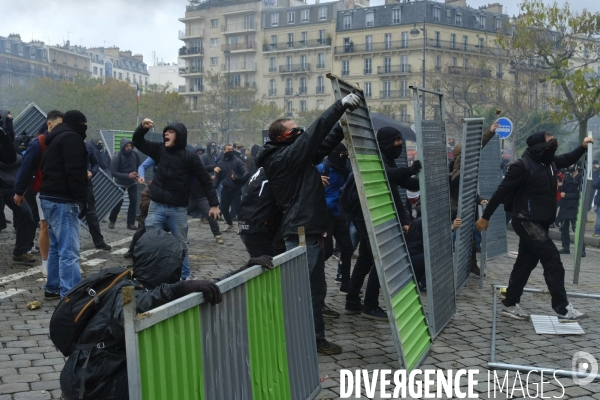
[145,201,190,278]
[41,199,81,298]
[595,207,600,235]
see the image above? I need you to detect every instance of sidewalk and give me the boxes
[548,210,599,248]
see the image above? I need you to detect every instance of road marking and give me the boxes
[82,259,106,267]
[80,237,131,259]
[0,266,43,285]
[111,248,129,255]
[0,289,27,299]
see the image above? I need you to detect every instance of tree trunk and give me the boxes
[579,118,588,144]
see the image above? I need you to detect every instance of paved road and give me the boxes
[0,214,599,399]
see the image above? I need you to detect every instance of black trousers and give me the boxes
[0,189,34,256]
[504,219,569,315]
[346,219,381,311]
[560,218,585,251]
[324,214,353,287]
[220,187,241,226]
[188,196,221,236]
[85,181,105,246]
[109,185,137,226]
[240,233,274,258]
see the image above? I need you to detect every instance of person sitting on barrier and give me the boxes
[57,229,223,400]
[256,92,360,356]
[476,132,593,321]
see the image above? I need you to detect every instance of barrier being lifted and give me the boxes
[123,245,321,400]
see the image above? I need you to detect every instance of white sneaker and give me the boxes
[222,225,234,232]
[501,303,529,320]
[558,303,587,321]
[215,235,224,244]
[41,264,48,278]
[181,275,194,281]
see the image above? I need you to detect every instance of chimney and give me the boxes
[482,3,503,14]
[8,33,22,41]
[445,0,467,6]
[133,54,144,62]
[104,47,120,58]
[30,40,45,47]
[119,50,133,58]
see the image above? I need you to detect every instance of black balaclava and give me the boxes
[377,126,403,160]
[62,110,88,139]
[526,131,556,165]
[223,149,234,161]
[328,143,348,170]
[96,140,104,151]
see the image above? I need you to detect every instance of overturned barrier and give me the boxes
[123,246,321,400]
[80,169,125,232]
[13,103,47,139]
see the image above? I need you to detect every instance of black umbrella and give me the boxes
[370,112,416,142]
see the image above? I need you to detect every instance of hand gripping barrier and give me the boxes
[123,246,321,400]
[328,74,431,370]
[13,103,47,138]
[410,86,456,338]
[454,118,484,291]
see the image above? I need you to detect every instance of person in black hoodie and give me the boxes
[0,109,15,232]
[94,139,112,175]
[477,132,593,321]
[214,144,248,232]
[39,110,88,299]
[256,93,360,355]
[109,138,141,230]
[132,118,220,280]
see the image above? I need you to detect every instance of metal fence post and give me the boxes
[123,286,142,400]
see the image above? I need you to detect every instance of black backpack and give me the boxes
[15,131,32,155]
[340,172,362,217]
[50,267,133,357]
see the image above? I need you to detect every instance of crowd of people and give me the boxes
[0,96,596,398]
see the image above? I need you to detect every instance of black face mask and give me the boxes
[540,147,556,165]
[70,123,87,137]
[96,143,104,151]
[224,151,234,160]
[391,144,403,160]
[568,166,575,173]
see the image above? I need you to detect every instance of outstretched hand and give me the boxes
[475,217,489,232]
[141,118,154,130]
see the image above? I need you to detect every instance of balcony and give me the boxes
[364,68,372,75]
[179,47,204,57]
[299,86,307,95]
[268,89,277,96]
[179,85,204,93]
[221,61,256,72]
[221,42,256,52]
[268,67,276,72]
[334,40,419,55]
[379,90,410,99]
[285,88,294,95]
[245,82,257,89]
[179,10,205,22]
[179,66,204,76]
[262,38,332,52]
[279,64,310,74]
[316,85,325,94]
[377,65,412,75]
[222,22,256,34]
[179,29,204,40]
[448,66,492,77]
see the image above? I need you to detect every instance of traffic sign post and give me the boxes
[495,117,513,139]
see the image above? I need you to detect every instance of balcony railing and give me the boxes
[179,85,204,93]
[179,29,204,39]
[448,66,492,77]
[364,68,372,74]
[179,47,204,56]
[268,89,277,96]
[377,65,412,75]
[316,63,325,69]
[379,90,410,99]
[279,64,310,73]
[179,66,204,74]
[262,38,332,52]
[222,42,257,51]
[285,88,294,95]
[222,22,256,33]
[268,67,276,72]
[221,61,257,72]
[299,86,307,95]
[316,85,325,94]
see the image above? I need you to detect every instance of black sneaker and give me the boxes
[95,242,112,251]
[334,274,343,283]
[316,339,342,355]
[127,224,137,231]
[44,291,60,300]
[362,307,388,320]
[559,248,570,254]
[123,250,133,259]
[344,302,362,315]
[582,251,586,258]
[322,304,340,318]
[13,253,36,264]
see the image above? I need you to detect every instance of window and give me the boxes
[400,105,408,122]
[365,12,374,27]
[300,77,307,94]
[318,30,326,44]
[463,58,469,68]
[286,78,293,95]
[288,11,295,24]
[401,55,408,72]
[343,14,352,29]
[365,35,373,51]
[63,54,67,64]
[301,31,308,46]
[300,100,307,111]
[436,55,441,69]
[455,13,462,26]
[365,82,372,98]
[317,76,325,94]
[364,58,372,74]
[52,51,56,61]
[433,7,441,22]
[211,19,218,28]
[342,60,349,76]
[271,35,277,45]
[451,57,457,67]
[118,72,122,80]
[384,57,391,73]
[435,31,440,47]
[4,41,10,51]
[301,9,309,22]
[318,7,327,20]
[211,57,218,65]
[383,81,391,97]
[528,93,534,107]
[288,33,294,48]
[392,9,401,24]
[400,80,408,97]
[385,33,392,50]
[210,38,218,47]
[93,66,98,74]
[478,15,486,30]
[269,79,276,96]
[286,56,293,69]
[271,13,279,26]
[478,37,485,49]
[496,63,502,78]
[300,55,307,70]
[450,34,456,49]
[269,57,276,72]
[495,18,502,31]
[317,53,325,68]
[401,32,408,48]
[463,35,468,51]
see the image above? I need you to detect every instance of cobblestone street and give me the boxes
[0,213,599,399]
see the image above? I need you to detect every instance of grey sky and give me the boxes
[3,0,598,67]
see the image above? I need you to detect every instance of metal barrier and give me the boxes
[478,135,507,261]
[123,246,321,400]
[329,74,431,370]
[454,118,484,291]
[13,103,46,139]
[81,169,125,231]
[394,149,410,206]
[573,134,593,283]
[411,86,456,339]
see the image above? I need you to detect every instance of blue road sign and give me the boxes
[496,117,513,139]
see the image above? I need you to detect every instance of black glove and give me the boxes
[77,202,88,220]
[172,280,222,305]
[408,160,422,175]
[244,255,274,270]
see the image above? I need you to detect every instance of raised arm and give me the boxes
[132,119,163,161]
[313,122,345,165]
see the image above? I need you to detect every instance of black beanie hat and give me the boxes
[377,126,403,144]
[526,132,547,147]
[62,110,87,126]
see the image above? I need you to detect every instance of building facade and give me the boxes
[149,61,185,92]
[47,42,92,81]
[88,47,150,87]
[0,34,50,89]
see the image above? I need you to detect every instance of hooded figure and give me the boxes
[110,138,139,186]
[58,229,222,400]
[377,126,404,162]
[0,109,14,142]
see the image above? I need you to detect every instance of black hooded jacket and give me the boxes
[0,109,14,142]
[110,137,140,186]
[256,100,346,237]
[215,151,248,191]
[39,123,88,203]
[59,230,187,400]
[238,167,282,237]
[132,123,218,208]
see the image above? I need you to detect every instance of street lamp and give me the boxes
[410,22,427,120]
[224,48,231,143]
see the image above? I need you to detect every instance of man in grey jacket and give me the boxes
[108,138,140,230]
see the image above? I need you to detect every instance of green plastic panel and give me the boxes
[246,267,292,400]
[138,306,204,400]
[356,154,397,226]
[392,282,431,370]
[113,131,134,153]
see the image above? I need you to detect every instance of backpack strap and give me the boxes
[76,339,121,399]
[521,158,530,184]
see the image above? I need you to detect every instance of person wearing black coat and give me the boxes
[109,138,141,230]
[477,132,593,321]
[214,144,248,231]
[256,93,360,355]
[132,118,220,280]
[557,164,585,255]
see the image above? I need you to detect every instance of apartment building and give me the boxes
[0,34,51,89]
[88,47,150,86]
[47,42,92,81]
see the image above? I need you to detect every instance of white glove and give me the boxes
[342,93,360,111]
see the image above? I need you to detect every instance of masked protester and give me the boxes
[95,139,112,174]
[557,163,585,256]
[109,138,141,230]
[214,144,249,232]
[476,132,593,321]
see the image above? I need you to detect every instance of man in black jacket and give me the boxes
[109,138,140,230]
[557,163,585,256]
[132,118,220,280]
[477,132,593,321]
[256,93,360,355]
[214,144,248,232]
[83,141,111,251]
[39,110,89,299]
